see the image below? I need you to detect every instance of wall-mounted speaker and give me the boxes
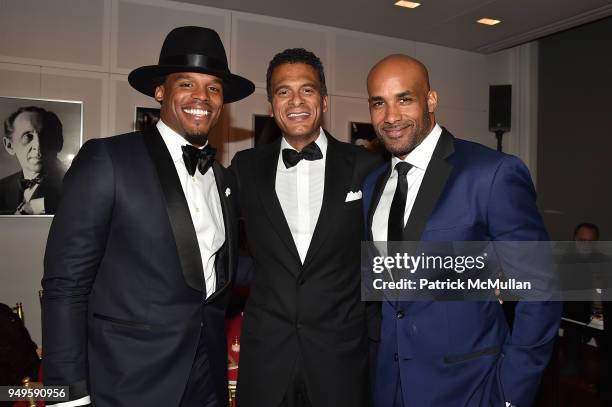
[489,85,512,132]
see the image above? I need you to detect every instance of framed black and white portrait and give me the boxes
[0,96,83,216]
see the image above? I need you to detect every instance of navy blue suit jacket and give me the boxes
[42,129,238,406]
[363,128,561,407]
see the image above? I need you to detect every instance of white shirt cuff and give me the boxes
[47,395,91,406]
[29,197,45,214]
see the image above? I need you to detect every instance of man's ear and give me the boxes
[3,137,15,156]
[322,95,328,113]
[427,90,438,113]
[154,84,165,104]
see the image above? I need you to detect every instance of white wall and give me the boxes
[0,0,537,345]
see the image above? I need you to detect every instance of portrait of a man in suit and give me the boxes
[42,26,254,407]
[362,54,562,407]
[232,48,381,407]
[0,106,66,215]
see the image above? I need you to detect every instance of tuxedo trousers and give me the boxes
[279,353,312,407]
[179,317,217,407]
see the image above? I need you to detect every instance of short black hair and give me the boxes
[574,222,600,240]
[3,106,63,154]
[266,48,327,102]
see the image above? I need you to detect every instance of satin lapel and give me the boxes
[303,134,353,268]
[204,162,236,303]
[403,129,455,241]
[144,128,205,292]
[368,163,392,241]
[255,139,302,267]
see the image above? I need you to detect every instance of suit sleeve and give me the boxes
[487,156,562,407]
[42,139,115,399]
[228,152,254,288]
[229,151,243,212]
[359,156,387,342]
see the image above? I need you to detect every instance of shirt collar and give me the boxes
[391,123,442,173]
[278,127,328,170]
[156,119,209,163]
[280,127,327,155]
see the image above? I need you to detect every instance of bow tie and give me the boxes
[181,144,216,176]
[282,142,323,169]
[20,177,42,190]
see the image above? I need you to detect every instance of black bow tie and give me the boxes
[282,142,323,169]
[20,177,42,190]
[181,144,216,176]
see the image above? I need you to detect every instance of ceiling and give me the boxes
[175,0,612,53]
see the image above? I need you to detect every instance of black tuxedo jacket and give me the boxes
[231,132,382,407]
[42,128,238,407]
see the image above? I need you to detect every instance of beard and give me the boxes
[380,108,432,158]
[183,132,208,147]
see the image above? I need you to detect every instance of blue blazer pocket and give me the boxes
[443,345,501,364]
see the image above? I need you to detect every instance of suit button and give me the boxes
[298,279,305,286]
[296,323,302,330]
[394,353,399,361]
[397,310,405,319]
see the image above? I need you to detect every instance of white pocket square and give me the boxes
[225,187,231,197]
[345,190,362,202]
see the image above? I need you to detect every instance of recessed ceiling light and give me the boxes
[395,1,421,9]
[477,18,501,26]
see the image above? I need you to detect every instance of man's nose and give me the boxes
[384,104,401,123]
[289,92,304,106]
[30,133,40,150]
[192,84,210,101]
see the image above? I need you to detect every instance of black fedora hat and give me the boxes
[128,26,254,103]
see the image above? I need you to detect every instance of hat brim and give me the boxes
[128,65,255,104]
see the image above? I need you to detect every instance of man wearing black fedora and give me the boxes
[42,26,254,407]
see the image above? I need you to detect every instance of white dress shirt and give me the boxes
[22,183,45,214]
[372,124,442,241]
[276,128,327,263]
[157,119,225,299]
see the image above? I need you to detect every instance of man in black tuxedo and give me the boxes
[42,26,254,407]
[232,48,381,407]
[0,106,65,214]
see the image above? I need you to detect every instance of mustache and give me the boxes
[382,123,412,131]
[185,102,213,109]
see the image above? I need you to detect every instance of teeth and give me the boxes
[183,108,210,117]
[288,112,309,118]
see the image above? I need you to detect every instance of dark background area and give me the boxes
[538,17,612,240]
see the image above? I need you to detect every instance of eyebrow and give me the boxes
[175,74,223,85]
[274,82,319,91]
[369,90,414,102]
[397,90,414,98]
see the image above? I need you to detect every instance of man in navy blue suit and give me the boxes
[363,54,561,407]
[42,27,254,407]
